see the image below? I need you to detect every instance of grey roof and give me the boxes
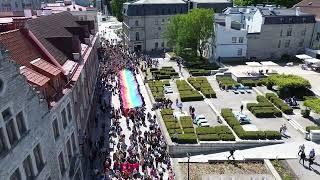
[126,0,186,4]
[192,0,231,3]
[25,12,81,65]
[259,8,316,24]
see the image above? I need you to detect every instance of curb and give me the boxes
[264,159,282,180]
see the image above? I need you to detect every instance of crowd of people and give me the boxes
[92,41,174,179]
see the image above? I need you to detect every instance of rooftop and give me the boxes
[20,66,50,87]
[294,0,320,21]
[128,0,186,4]
[191,0,231,3]
[30,58,62,76]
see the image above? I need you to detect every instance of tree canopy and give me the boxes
[111,0,126,22]
[304,98,320,114]
[165,8,214,60]
[234,0,301,8]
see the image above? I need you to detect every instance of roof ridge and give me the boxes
[0,29,20,35]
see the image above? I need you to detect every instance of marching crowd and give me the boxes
[92,41,174,179]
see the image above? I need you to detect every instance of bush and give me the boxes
[177,80,204,102]
[168,128,183,134]
[216,76,240,89]
[165,122,180,129]
[174,133,198,144]
[306,126,320,132]
[180,116,194,128]
[149,80,165,102]
[196,126,232,135]
[198,134,220,141]
[301,109,311,118]
[183,128,195,133]
[240,79,256,87]
[265,131,282,140]
[161,109,173,116]
[152,67,178,80]
[266,93,293,114]
[162,115,176,122]
[304,98,320,114]
[220,134,236,141]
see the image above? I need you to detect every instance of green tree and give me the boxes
[111,0,126,22]
[165,8,214,60]
[234,0,300,8]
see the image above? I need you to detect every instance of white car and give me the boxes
[197,121,210,127]
[164,86,173,94]
[194,115,209,126]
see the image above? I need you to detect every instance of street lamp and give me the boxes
[187,153,191,180]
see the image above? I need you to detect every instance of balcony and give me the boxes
[69,154,80,178]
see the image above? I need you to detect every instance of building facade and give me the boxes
[122,0,232,52]
[0,11,99,180]
[0,0,41,11]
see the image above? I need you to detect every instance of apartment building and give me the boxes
[219,6,315,60]
[122,0,232,52]
[0,0,41,11]
[294,0,320,50]
[0,11,99,180]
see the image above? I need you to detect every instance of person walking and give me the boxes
[299,150,306,165]
[298,144,305,156]
[227,148,236,160]
[240,104,244,112]
[308,148,315,169]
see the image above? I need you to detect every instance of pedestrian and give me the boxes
[240,104,244,112]
[309,148,315,169]
[298,144,305,155]
[227,148,236,160]
[299,150,306,165]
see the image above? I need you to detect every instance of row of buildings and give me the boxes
[122,0,320,62]
[0,2,100,179]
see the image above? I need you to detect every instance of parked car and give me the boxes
[164,86,173,94]
[197,121,210,127]
[194,115,210,127]
[235,112,251,124]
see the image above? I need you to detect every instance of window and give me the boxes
[154,32,159,38]
[10,168,21,180]
[67,103,72,122]
[155,42,158,49]
[16,112,27,135]
[239,37,244,43]
[278,40,281,48]
[247,25,249,30]
[71,133,77,152]
[317,33,320,41]
[135,20,139,26]
[302,18,306,23]
[33,144,44,172]
[61,109,67,128]
[52,118,60,139]
[232,37,237,43]
[23,155,34,180]
[248,16,251,21]
[288,18,293,23]
[58,152,66,175]
[162,19,165,22]
[155,19,158,25]
[0,128,8,155]
[237,48,243,56]
[168,9,171,14]
[135,32,139,41]
[301,29,306,36]
[0,78,3,94]
[161,9,164,15]
[243,16,245,20]
[285,40,290,47]
[161,42,164,48]
[299,39,304,47]
[158,27,161,31]
[280,29,283,36]
[287,28,292,36]
[6,119,18,145]
[67,139,72,161]
[2,107,12,121]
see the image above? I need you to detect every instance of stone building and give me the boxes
[0,0,41,11]
[0,11,99,180]
[122,0,232,52]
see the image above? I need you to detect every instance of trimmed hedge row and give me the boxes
[240,79,267,88]
[173,133,198,144]
[216,76,240,89]
[266,93,293,114]
[247,96,282,118]
[152,66,179,80]
[176,80,204,102]
[196,126,235,141]
[180,116,194,128]
[221,108,282,140]
[148,80,165,102]
[306,126,320,132]
[189,69,211,76]
[161,108,173,116]
[188,77,216,98]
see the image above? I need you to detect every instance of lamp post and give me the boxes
[187,153,191,180]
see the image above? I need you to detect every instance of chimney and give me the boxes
[296,7,301,16]
[225,15,231,30]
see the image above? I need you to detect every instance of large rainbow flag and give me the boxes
[119,69,143,111]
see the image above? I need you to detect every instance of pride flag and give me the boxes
[119,69,143,111]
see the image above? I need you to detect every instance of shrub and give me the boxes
[306,126,320,132]
[162,115,176,122]
[196,126,232,135]
[177,80,204,102]
[198,134,220,141]
[216,76,240,89]
[240,79,257,87]
[168,129,183,134]
[161,109,173,116]
[304,98,320,114]
[220,134,236,141]
[180,116,194,128]
[301,109,311,118]
[266,93,293,114]
[152,67,179,80]
[265,131,282,140]
[165,121,180,129]
[175,133,198,144]
[183,128,195,133]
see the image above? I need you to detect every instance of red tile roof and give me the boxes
[0,29,44,67]
[20,66,50,87]
[31,58,61,77]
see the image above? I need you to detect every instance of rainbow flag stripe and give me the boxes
[119,69,143,110]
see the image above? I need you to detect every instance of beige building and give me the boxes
[122,0,232,52]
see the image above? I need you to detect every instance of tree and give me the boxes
[234,0,300,8]
[111,0,126,22]
[165,8,214,60]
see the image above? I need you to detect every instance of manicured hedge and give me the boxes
[240,78,267,87]
[266,93,293,114]
[152,66,179,80]
[221,108,282,140]
[165,121,180,129]
[176,80,204,102]
[188,77,216,98]
[306,126,320,132]
[216,76,240,89]
[196,126,235,141]
[183,128,195,133]
[162,115,176,123]
[161,108,173,116]
[247,96,282,118]
[174,133,198,144]
[148,80,165,101]
[180,116,194,128]
[304,98,320,114]
[189,69,211,76]
[198,134,220,141]
[168,128,183,135]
